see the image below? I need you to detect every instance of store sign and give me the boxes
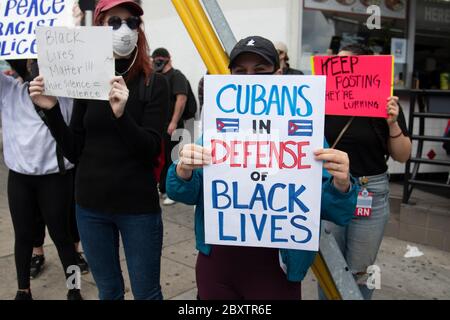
[417,0,450,32]
[304,0,407,20]
[203,75,326,251]
[312,55,393,118]
[391,38,407,64]
[0,0,75,60]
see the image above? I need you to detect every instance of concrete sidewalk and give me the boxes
[0,160,449,300]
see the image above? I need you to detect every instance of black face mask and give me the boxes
[153,59,169,73]
[27,59,39,82]
[255,71,276,75]
[7,59,28,80]
[7,59,39,82]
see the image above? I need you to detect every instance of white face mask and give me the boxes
[113,23,138,57]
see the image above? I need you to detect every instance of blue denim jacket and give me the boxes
[166,139,358,282]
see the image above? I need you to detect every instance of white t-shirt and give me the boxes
[0,72,74,175]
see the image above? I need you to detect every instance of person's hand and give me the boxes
[176,144,212,180]
[387,96,400,126]
[29,76,57,110]
[167,122,178,136]
[109,76,129,118]
[73,2,84,26]
[315,148,350,193]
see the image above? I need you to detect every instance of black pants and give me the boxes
[33,186,80,247]
[159,132,182,194]
[8,170,78,290]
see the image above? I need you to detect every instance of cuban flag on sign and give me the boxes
[217,118,240,133]
[288,120,313,137]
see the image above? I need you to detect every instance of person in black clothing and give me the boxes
[29,0,169,300]
[275,41,304,75]
[320,43,412,300]
[2,59,82,301]
[151,48,189,206]
[31,187,89,279]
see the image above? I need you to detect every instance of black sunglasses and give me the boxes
[107,16,141,30]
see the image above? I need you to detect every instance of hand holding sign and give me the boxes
[177,144,212,180]
[109,76,129,118]
[29,76,58,110]
[387,96,400,125]
[314,148,350,193]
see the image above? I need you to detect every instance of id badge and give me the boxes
[354,188,373,218]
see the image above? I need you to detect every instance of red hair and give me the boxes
[95,12,153,83]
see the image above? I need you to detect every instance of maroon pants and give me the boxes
[196,245,302,300]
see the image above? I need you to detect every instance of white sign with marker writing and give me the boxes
[36,26,114,100]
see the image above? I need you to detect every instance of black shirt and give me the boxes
[163,68,189,129]
[325,107,409,177]
[283,65,304,75]
[44,72,169,214]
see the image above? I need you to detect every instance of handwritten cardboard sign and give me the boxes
[312,55,394,118]
[203,75,326,251]
[0,0,75,60]
[36,26,114,101]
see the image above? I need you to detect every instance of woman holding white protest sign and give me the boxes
[321,43,412,300]
[29,0,169,300]
[166,36,358,300]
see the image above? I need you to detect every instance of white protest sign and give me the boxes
[0,0,75,60]
[36,26,114,101]
[203,75,326,251]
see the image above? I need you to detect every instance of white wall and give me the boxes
[140,0,297,90]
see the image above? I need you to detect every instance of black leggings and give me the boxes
[33,188,80,247]
[8,170,78,290]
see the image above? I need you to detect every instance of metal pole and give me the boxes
[405,0,416,89]
[84,11,93,27]
[185,0,230,74]
[201,0,237,55]
[79,0,95,26]
[172,0,221,74]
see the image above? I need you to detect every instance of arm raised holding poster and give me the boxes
[321,44,411,300]
[386,96,412,163]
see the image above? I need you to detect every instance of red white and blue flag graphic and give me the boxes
[288,120,313,136]
[216,118,240,133]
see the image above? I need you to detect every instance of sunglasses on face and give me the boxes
[107,16,141,30]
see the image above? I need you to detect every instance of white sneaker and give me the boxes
[163,197,176,206]
[160,193,167,199]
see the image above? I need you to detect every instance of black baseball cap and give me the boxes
[152,48,170,59]
[228,36,280,70]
